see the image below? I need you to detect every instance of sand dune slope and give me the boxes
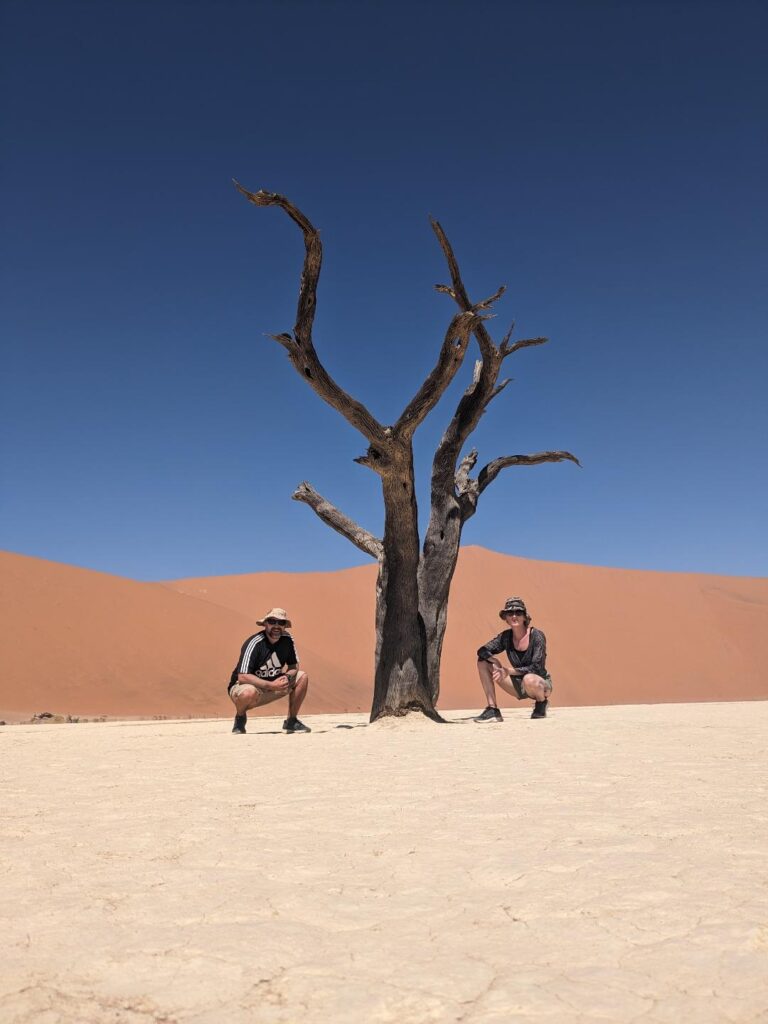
[2,547,767,720]
[0,551,252,720]
[0,553,365,721]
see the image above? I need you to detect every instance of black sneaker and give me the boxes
[531,700,548,719]
[474,706,503,723]
[283,717,311,733]
[232,714,247,734]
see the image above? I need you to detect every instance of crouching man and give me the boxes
[228,607,311,734]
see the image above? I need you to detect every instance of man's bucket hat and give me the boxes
[499,597,527,619]
[256,607,292,628]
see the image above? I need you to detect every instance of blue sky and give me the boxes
[2,0,766,580]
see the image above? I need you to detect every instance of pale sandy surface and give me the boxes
[3,703,767,1023]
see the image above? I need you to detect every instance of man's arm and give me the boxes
[282,663,300,688]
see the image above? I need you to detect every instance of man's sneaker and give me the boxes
[531,700,548,719]
[474,706,503,723]
[232,714,247,734]
[283,717,311,733]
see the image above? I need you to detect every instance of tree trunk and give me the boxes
[370,453,439,722]
[418,489,464,704]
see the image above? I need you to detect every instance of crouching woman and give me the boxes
[474,597,553,722]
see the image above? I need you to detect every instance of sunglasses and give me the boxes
[265,617,288,626]
[506,610,525,616]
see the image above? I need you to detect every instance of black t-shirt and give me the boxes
[228,632,299,690]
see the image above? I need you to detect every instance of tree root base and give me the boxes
[369,702,446,724]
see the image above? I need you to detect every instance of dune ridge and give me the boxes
[2,546,766,721]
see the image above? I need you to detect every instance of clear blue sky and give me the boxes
[2,0,766,580]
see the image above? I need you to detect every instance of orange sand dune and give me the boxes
[0,552,366,722]
[1,547,766,721]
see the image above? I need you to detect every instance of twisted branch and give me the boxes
[477,451,582,495]
[430,218,497,365]
[235,181,386,446]
[501,336,548,358]
[394,309,488,440]
[428,220,505,492]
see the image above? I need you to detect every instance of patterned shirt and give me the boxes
[477,627,547,678]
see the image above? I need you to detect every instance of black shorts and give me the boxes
[512,672,553,700]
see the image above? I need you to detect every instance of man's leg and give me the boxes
[283,671,311,733]
[229,683,258,733]
[474,661,503,722]
[228,683,283,733]
[287,670,309,718]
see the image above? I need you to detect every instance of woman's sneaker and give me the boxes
[474,706,503,723]
[531,700,548,719]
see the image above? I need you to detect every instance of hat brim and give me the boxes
[256,618,292,629]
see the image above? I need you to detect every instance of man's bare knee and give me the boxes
[231,684,258,710]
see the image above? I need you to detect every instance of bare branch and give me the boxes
[474,284,506,310]
[500,321,515,349]
[501,336,548,359]
[266,332,293,350]
[477,450,581,495]
[489,378,512,402]
[427,221,508,484]
[393,310,483,440]
[430,218,474,312]
[233,182,312,225]
[292,481,383,560]
[435,282,504,313]
[430,219,513,396]
[236,180,386,446]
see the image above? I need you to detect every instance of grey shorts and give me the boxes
[228,682,287,709]
[512,672,553,700]
[228,670,300,710]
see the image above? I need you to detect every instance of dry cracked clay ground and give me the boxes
[2,702,767,1023]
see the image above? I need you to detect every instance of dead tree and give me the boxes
[235,182,579,722]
